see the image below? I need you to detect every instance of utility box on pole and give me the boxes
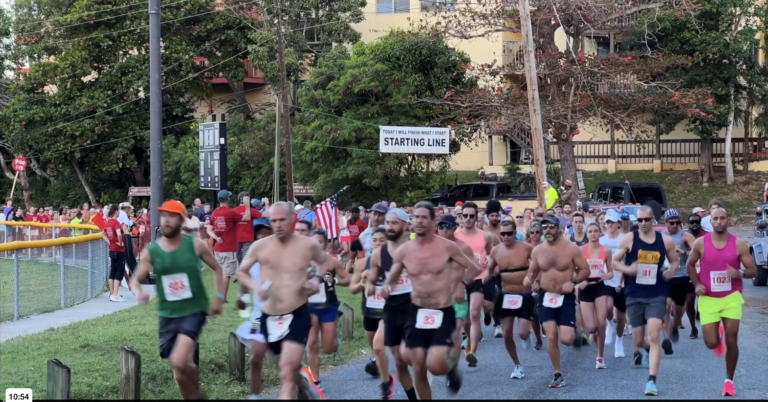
[199,122,228,191]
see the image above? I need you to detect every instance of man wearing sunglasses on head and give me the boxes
[662,209,698,342]
[611,206,680,396]
[483,219,536,380]
[523,215,590,388]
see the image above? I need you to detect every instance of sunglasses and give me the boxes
[541,223,557,230]
[637,217,653,223]
[689,220,701,225]
[500,231,516,237]
[530,230,541,235]
[535,214,544,218]
[667,221,682,226]
[515,215,523,219]
[462,214,476,219]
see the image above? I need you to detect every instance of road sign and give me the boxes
[199,122,228,191]
[12,156,27,172]
[128,187,151,197]
[293,184,314,196]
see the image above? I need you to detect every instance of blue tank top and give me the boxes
[624,231,667,298]
[662,230,688,278]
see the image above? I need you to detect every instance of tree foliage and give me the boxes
[292,31,479,204]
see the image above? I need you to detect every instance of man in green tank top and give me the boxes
[130,200,227,400]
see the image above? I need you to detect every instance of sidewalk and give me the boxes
[0,284,155,343]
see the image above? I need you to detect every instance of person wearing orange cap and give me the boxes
[130,200,227,400]
[559,180,578,211]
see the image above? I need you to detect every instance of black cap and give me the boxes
[438,214,458,229]
[542,214,560,227]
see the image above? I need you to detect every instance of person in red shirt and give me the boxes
[102,205,127,302]
[234,192,263,265]
[206,190,251,302]
[39,207,52,241]
[345,206,368,272]
[24,207,40,241]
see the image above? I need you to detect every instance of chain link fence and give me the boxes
[1,224,109,322]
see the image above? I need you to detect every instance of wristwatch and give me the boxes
[216,292,225,300]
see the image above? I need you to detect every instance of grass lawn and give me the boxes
[0,269,370,399]
[0,259,95,322]
[580,169,763,222]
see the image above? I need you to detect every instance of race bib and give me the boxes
[637,264,658,285]
[588,259,605,279]
[161,273,193,301]
[366,286,385,309]
[710,271,732,292]
[391,275,413,295]
[502,294,523,310]
[308,284,327,304]
[266,315,293,343]
[415,309,444,329]
[543,292,564,308]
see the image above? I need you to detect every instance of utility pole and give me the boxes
[273,0,294,202]
[273,98,281,202]
[149,0,163,239]
[518,0,548,208]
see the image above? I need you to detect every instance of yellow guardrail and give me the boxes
[0,221,103,251]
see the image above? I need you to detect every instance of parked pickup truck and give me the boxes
[430,181,538,212]
[747,205,768,286]
[588,182,667,221]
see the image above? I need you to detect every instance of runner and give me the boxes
[662,209,698,342]
[366,209,416,401]
[579,222,614,369]
[307,229,350,388]
[238,202,328,399]
[484,200,504,337]
[350,227,388,380]
[360,203,388,256]
[130,200,226,400]
[436,214,473,381]
[454,201,495,367]
[600,210,625,357]
[384,202,481,399]
[525,221,545,349]
[686,207,757,397]
[569,213,588,246]
[235,222,273,400]
[523,215,589,388]
[483,219,534,379]
[611,206,680,396]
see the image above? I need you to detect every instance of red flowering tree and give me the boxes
[415,0,715,185]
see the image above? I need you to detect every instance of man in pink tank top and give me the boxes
[453,201,494,368]
[687,208,757,397]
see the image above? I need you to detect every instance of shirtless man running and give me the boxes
[523,215,590,388]
[238,202,328,400]
[384,202,482,399]
[483,219,534,380]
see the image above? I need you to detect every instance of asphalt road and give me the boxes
[280,228,768,399]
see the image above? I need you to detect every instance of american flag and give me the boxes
[316,194,339,239]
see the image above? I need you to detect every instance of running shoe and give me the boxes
[494,325,503,338]
[484,311,492,326]
[714,324,725,357]
[298,367,325,400]
[662,338,674,355]
[549,374,565,388]
[446,364,463,395]
[722,379,736,396]
[605,320,616,345]
[614,338,625,358]
[642,349,650,368]
[364,359,380,378]
[671,326,680,343]
[461,337,467,350]
[510,365,525,379]
[534,338,543,351]
[595,357,606,369]
[644,380,658,396]
[633,351,643,366]
[466,352,478,367]
[689,326,699,339]
[379,376,396,400]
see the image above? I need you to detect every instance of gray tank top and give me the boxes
[663,230,688,278]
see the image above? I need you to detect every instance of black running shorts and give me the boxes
[404,303,456,349]
[158,312,207,359]
[259,304,312,355]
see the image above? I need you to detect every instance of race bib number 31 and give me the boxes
[161,273,193,301]
[366,286,385,309]
[543,292,564,308]
[710,271,732,292]
[415,309,444,329]
[391,276,413,295]
[636,264,658,285]
[266,314,293,343]
[502,294,523,310]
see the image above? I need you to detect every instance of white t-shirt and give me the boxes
[235,262,265,345]
[340,216,350,237]
[182,216,201,238]
[599,233,624,288]
[701,216,714,233]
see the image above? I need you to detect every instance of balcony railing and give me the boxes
[192,57,265,85]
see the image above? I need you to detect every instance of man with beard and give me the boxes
[454,201,495,367]
[384,202,481,399]
[661,209,698,342]
[687,208,756,397]
[360,203,389,256]
[484,200,504,337]
[366,209,417,401]
[483,220,534,380]
[523,215,590,388]
[130,200,226,400]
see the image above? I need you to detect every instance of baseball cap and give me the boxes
[692,207,705,214]
[665,209,681,221]
[157,200,186,217]
[119,202,132,209]
[217,190,232,200]
[605,210,620,223]
[504,206,513,213]
[620,212,630,221]
[295,205,304,211]
[371,203,388,214]
[542,181,550,187]
[438,214,458,229]
[253,217,270,229]
[386,208,409,223]
[542,214,560,227]
[565,179,573,186]
[251,199,264,208]
[455,201,464,207]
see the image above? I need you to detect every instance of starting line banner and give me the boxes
[379,126,450,154]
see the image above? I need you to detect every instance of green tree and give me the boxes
[291,31,479,204]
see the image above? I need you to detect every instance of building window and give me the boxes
[421,0,455,12]
[377,0,411,14]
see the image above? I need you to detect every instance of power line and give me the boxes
[12,1,149,28]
